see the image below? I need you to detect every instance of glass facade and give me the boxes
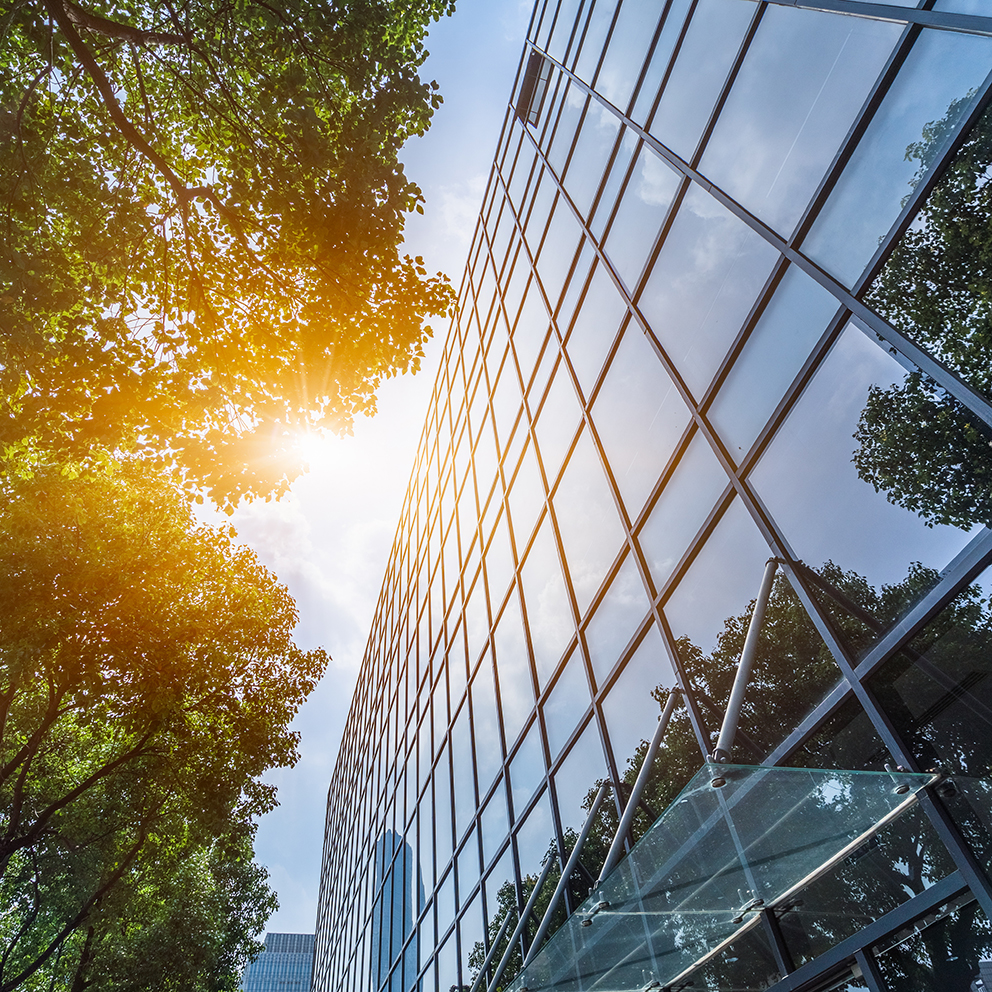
[241,933,315,992]
[314,2,992,992]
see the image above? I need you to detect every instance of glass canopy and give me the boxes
[506,764,939,992]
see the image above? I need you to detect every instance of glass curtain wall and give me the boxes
[314,2,992,992]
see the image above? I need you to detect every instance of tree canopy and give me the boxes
[1,0,456,507]
[0,466,328,990]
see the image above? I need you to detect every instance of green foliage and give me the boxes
[1,0,457,507]
[0,467,328,991]
[859,97,992,529]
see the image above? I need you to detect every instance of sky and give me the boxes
[214,0,533,936]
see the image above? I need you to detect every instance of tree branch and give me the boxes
[63,0,184,46]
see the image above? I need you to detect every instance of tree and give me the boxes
[0,466,328,990]
[858,96,992,529]
[1,0,457,507]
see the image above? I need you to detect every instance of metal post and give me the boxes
[711,558,779,764]
[486,851,557,992]
[596,689,681,888]
[467,911,514,992]
[523,782,610,967]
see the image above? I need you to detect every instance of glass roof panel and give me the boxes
[506,763,938,992]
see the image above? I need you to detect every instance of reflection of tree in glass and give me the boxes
[858,97,992,530]
[465,563,992,990]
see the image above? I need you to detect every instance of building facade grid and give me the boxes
[315,2,992,991]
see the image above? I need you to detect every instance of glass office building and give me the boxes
[241,933,315,992]
[314,2,992,991]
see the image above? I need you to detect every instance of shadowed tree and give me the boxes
[0,467,328,991]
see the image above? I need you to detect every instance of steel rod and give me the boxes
[596,688,681,887]
[712,559,779,763]
[523,781,609,967]
[485,851,556,992]
[467,910,514,992]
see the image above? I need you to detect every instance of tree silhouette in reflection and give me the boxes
[465,563,992,992]
[858,97,992,530]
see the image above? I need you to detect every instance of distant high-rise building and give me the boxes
[315,2,992,991]
[241,933,314,992]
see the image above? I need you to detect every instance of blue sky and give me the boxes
[221,0,533,936]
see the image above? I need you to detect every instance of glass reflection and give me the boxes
[600,622,677,776]
[707,264,840,458]
[520,518,574,688]
[638,183,779,399]
[593,323,691,521]
[876,901,992,992]
[563,261,628,399]
[603,144,681,291]
[629,0,693,129]
[481,779,510,867]
[596,0,662,112]
[507,438,545,554]
[665,500,840,761]
[865,99,992,436]
[534,366,581,487]
[494,586,536,748]
[471,657,502,794]
[562,102,621,219]
[584,551,653,686]
[552,426,627,617]
[700,6,900,237]
[509,719,547,817]
[542,650,591,759]
[750,324,979,655]
[648,0,756,161]
[637,429,729,592]
[804,28,992,289]
[552,720,608,835]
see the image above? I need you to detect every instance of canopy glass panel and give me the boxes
[507,763,939,992]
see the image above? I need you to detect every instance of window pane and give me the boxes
[563,262,628,400]
[562,103,621,219]
[637,430,729,591]
[553,720,608,834]
[597,0,664,112]
[665,498,841,758]
[584,552,652,686]
[593,324,691,520]
[700,6,901,236]
[542,650,591,758]
[864,100,992,418]
[520,518,574,688]
[649,0,756,161]
[639,184,779,399]
[553,427,628,617]
[494,586,535,748]
[603,144,681,291]
[535,366,582,487]
[750,324,979,658]
[509,719,546,818]
[707,264,840,458]
[480,778,509,868]
[507,438,545,553]
[471,656,502,793]
[804,28,992,289]
[600,623,677,774]
[630,0,694,129]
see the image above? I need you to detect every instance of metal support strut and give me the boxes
[596,688,682,888]
[523,781,610,967]
[484,850,556,992]
[710,558,780,765]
